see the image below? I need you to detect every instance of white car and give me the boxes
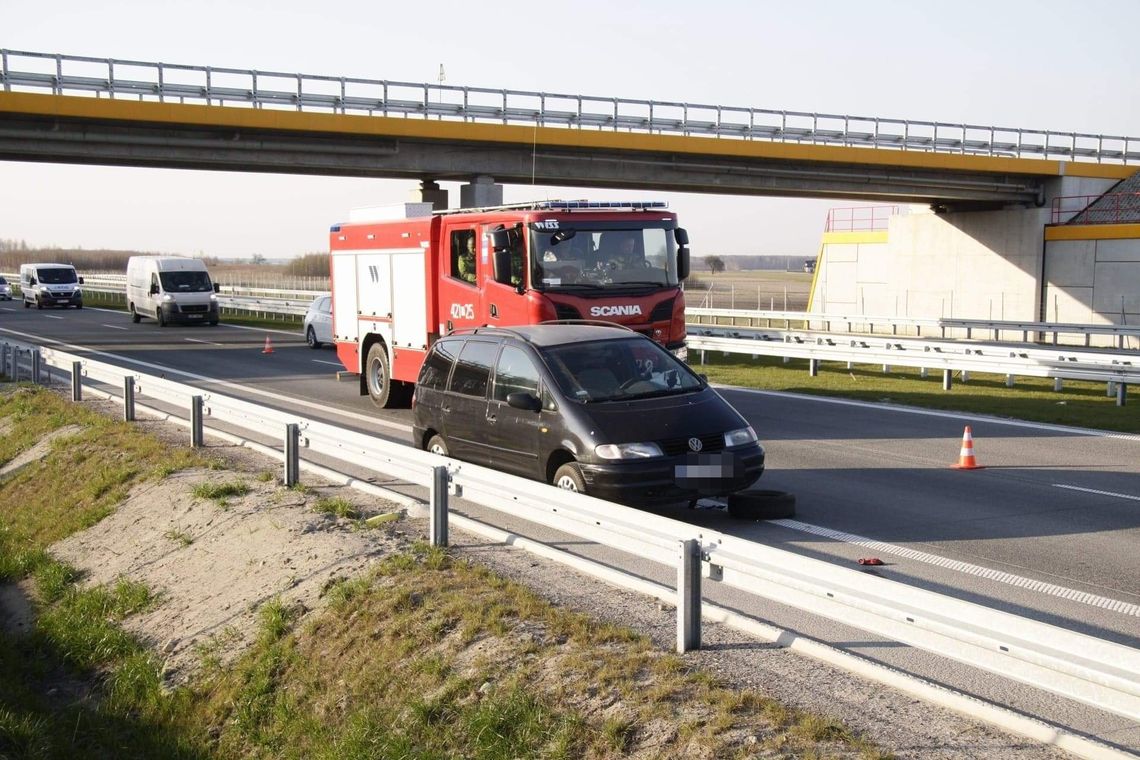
[303,295,333,348]
[0,276,11,300]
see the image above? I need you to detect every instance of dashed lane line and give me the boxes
[771,518,1140,618]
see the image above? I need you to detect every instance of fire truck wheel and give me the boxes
[365,343,395,408]
[726,489,796,520]
[553,462,586,494]
[427,435,449,456]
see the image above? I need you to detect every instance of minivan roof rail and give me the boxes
[537,319,637,332]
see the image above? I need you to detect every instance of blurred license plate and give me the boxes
[675,453,737,481]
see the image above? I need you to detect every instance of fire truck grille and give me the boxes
[649,297,675,322]
[659,432,725,456]
[554,304,581,321]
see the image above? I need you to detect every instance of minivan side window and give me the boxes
[419,340,458,391]
[448,340,497,397]
[491,345,540,402]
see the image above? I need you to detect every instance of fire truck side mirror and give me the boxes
[675,228,691,280]
[489,228,512,251]
[492,249,514,286]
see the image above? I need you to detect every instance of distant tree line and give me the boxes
[0,243,329,278]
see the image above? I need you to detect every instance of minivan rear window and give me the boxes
[448,340,498,397]
[420,340,458,391]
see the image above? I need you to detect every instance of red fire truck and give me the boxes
[329,200,691,407]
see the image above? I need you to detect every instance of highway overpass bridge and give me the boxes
[2,50,1139,333]
[0,49,1136,209]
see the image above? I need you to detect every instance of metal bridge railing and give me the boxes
[2,49,1138,165]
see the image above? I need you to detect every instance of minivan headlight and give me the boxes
[595,442,663,460]
[162,294,173,302]
[724,426,758,447]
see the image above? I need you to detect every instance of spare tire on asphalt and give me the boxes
[727,489,796,520]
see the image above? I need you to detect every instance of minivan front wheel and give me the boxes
[553,463,586,494]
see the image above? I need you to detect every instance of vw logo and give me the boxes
[687,437,703,452]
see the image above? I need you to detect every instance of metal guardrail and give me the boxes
[2,336,1139,755]
[688,326,1136,404]
[688,307,1140,349]
[2,49,1138,165]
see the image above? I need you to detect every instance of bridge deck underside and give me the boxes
[0,109,1046,206]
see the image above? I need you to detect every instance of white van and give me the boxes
[126,256,220,326]
[20,263,84,309]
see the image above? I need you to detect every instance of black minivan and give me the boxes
[411,324,765,506]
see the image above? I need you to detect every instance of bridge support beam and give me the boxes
[410,180,448,211]
[460,176,503,208]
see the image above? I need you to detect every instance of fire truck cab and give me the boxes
[330,200,691,408]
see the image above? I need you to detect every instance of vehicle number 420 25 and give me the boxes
[449,303,475,320]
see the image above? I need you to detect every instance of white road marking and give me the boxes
[312,359,343,367]
[1053,483,1140,502]
[720,386,1140,443]
[184,338,225,347]
[101,324,129,331]
[771,519,1140,618]
[0,326,410,433]
[43,315,64,319]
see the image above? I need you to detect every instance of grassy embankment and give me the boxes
[0,386,887,758]
[698,353,1139,434]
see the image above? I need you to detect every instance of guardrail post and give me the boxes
[808,358,819,377]
[71,361,82,401]
[429,465,449,547]
[0,343,8,378]
[1107,381,1116,398]
[190,395,204,448]
[1006,374,1015,388]
[1052,377,1062,392]
[960,370,969,383]
[1117,382,1127,407]
[677,539,701,653]
[942,369,952,390]
[31,349,42,385]
[284,423,300,486]
[123,377,136,421]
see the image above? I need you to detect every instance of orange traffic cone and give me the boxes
[262,335,274,354]
[952,425,984,470]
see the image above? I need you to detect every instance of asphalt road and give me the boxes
[3,304,1138,751]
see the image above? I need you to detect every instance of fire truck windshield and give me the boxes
[529,224,679,292]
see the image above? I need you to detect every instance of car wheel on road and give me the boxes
[427,434,449,456]
[157,309,167,327]
[75,302,82,309]
[36,298,43,310]
[130,304,141,323]
[306,327,321,349]
[23,299,29,309]
[727,489,796,520]
[553,462,586,494]
[365,343,397,408]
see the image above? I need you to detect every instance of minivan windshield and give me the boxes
[159,271,213,292]
[37,268,78,285]
[541,337,703,402]
[530,223,678,292]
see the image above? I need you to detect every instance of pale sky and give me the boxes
[2,0,1138,259]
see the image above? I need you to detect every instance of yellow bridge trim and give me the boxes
[1045,224,1140,241]
[2,92,1133,181]
[821,231,890,244]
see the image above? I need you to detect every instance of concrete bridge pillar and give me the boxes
[460,175,504,209]
[410,180,449,210]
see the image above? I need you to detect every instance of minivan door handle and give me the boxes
[486,412,497,424]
